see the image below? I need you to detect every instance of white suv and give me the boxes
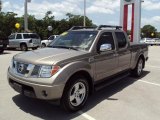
[8,33,41,51]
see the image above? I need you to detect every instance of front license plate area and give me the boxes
[13,83,23,93]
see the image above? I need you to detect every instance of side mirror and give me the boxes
[100,44,112,52]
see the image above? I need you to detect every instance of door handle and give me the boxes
[113,54,118,57]
[89,57,94,62]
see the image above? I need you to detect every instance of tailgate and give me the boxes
[0,39,9,45]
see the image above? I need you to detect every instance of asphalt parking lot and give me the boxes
[0,47,160,120]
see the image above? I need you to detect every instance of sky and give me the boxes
[1,0,160,31]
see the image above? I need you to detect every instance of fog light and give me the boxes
[42,90,48,97]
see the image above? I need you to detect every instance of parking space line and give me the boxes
[78,111,96,120]
[139,80,160,87]
[148,58,160,61]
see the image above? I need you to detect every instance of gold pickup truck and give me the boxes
[8,25,148,112]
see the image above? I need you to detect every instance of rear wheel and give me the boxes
[32,47,38,50]
[41,43,46,48]
[61,75,89,112]
[0,49,4,54]
[20,44,28,51]
[131,57,144,77]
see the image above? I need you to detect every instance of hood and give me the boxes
[41,39,48,42]
[14,48,88,65]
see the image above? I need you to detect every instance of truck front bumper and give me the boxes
[8,69,65,100]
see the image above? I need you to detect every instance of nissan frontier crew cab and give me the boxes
[8,25,148,112]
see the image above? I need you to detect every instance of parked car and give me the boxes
[41,35,59,48]
[8,25,148,112]
[8,33,41,51]
[152,38,160,45]
[0,37,8,54]
[141,37,155,45]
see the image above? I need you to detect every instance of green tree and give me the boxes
[35,19,45,39]
[0,12,17,39]
[66,13,74,19]
[66,13,93,28]
[56,19,70,34]
[157,32,160,38]
[0,11,94,40]
[42,11,55,38]
[141,25,157,38]
[127,30,131,35]
[16,16,24,32]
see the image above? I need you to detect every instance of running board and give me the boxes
[95,72,130,91]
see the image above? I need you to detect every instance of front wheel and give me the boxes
[41,43,46,48]
[61,75,89,112]
[131,58,144,77]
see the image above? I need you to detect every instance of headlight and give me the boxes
[10,57,15,69]
[38,65,60,78]
[10,58,13,69]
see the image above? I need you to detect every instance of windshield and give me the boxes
[48,31,98,51]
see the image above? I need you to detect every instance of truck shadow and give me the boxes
[12,71,150,120]
[0,52,11,55]
[84,71,150,111]
[6,48,29,51]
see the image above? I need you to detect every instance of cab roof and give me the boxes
[69,25,123,32]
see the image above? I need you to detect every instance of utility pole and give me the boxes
[24,0,31,32]
[0,0,2,12]
[83,0,86,27]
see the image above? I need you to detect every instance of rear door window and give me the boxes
[30,34,39,39]
[115,32,127,49]
[23,34,31,39]
[16,34,22,39]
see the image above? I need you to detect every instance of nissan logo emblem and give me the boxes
[18,64,24,73]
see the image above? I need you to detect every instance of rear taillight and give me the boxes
[29,39,32,43]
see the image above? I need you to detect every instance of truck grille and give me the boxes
[13,61,34,77]
[16,62,29,75]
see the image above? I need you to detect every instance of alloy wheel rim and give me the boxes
[138,59,143,75]
[22,45,26,51]
[69,82,86,107]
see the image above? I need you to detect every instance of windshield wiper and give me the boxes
[50,46,79,51]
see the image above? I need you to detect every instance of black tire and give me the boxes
[61,75,89,112]
[3,44,7,49]
[32,47,38,50]
[0,49,4,54]
[20,44,28,51]
[41,43,46,48]
[131,57,144,77]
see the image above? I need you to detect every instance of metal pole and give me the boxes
[24,0,28,32]
[0,0,2,12]
[83,0,86,27]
